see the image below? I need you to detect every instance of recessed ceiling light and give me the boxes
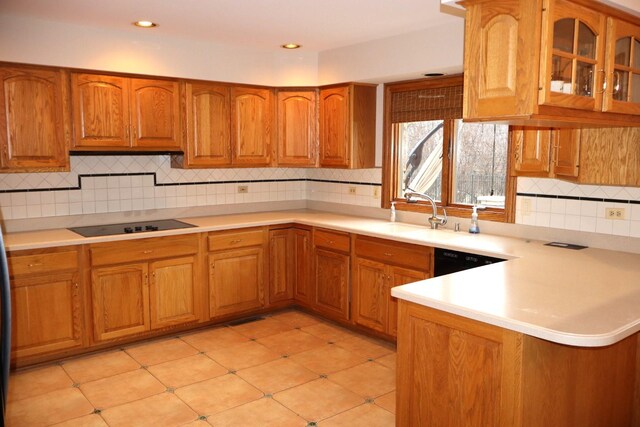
[424,72,445,77]
[133,21,158,28]
[281,43,301,49]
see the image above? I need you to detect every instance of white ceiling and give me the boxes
[0,0,460,52]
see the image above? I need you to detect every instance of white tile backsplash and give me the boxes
[0,155,382,222]
[516,178,640,238]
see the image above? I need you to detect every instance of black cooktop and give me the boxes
[69,219,196,237]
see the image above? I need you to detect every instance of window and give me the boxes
[382,75,515,222]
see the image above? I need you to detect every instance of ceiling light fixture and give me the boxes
[133,20,158,28]
[281,43,301,49]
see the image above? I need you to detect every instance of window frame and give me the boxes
[381,75,516,223]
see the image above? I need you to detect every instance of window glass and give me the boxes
[452,121,508,208]
[397,120,443,201]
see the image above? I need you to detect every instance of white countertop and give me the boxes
[5,209,640,347]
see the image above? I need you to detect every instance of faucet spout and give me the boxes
[403,189,447,229]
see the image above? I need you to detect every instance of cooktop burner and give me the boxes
[68,219,196,237]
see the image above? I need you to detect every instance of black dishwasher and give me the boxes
[434,247,504,277]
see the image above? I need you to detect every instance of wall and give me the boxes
[0,155,382,224]
[317,22,465,85]
[0,14,319,86]
[515,178,640,239]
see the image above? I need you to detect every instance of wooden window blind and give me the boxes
[390,84,463,123]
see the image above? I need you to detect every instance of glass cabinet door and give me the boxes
[603,18,640,115]
[539,0,605,111]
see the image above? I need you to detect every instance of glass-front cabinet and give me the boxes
[539,0,606,111]
[603,18,640,115]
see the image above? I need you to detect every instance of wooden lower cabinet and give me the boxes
[89,235,201,342]
[11,273,83,359]
[313,247,350,321]
[397,300,639,426]
[353,236,431,337]
[292,228,312,303]
[91,264,150,342]
[269,229,294,304]
[208,227,268,318]
[149,256,198,329]
[7,246,84,361]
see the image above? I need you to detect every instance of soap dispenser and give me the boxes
[390,201,396,222]
[469,205,480,234]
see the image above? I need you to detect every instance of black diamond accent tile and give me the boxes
[319,374,328,379]
[228,370,237,375]
[307,422,318,427]
[72,383,80,388]
[198,415,207,420]
[93,409,102,414]
[264,393,273,398]
[166,387,175,393]
[365,398,375,404]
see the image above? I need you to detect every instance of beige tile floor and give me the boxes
[6,310,397,427]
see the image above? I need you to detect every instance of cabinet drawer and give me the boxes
[208,228,265,251]
[314,229,350,253]
[90,235,199,266]
[355,236,432,272]
[8,250,79,278]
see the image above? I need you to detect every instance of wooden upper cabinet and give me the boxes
[510,126,580,179]
[276,90,318,167]
[463,0,540,120]
[0,64,70,172]
[231,86,273,166]
[183,82,231,167]
[538,0,606,111]
[603,18,640,115]
[319,84,376,169]
[462,0,640,126]
[71,73,182,151]
[72,74,130,148]
[510,127,552,175]
[131,79,181,149]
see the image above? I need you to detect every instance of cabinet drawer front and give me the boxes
[9,250,78,278]
[208,229,265,251]
[314,229,350,252]
[355,237,431,271]
[90,235,199,266]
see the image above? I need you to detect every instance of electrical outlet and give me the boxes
[237,185,248,193]
[605,207,625,220]
[348,186,357,195]
[373,187,380,199]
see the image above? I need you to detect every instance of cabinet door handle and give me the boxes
[384,252,393,257]
[27,263,43,267]
[230,239,242,244]
[143,250,153,254]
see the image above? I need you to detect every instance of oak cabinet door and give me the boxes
[131,78,181,149]
[352,257,387,333]
[11,273,83,358]
[603,18,640,115]
[314,248,350,321]
[277,90,317,166]
[551,128,580,178]
[184,82,231,166]
[0,65,69,171]
[269,229,294,304]
[510,127,552,176]
[209,247,265,317]
[293,228,312,303]
[71,73,130,148]
[149,256,198,329]
[319,86,350,167]
[387,266,428,337]
[91,263,150,341]
[231,87,273,166]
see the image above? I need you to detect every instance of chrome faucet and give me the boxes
[403,189,447,230]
